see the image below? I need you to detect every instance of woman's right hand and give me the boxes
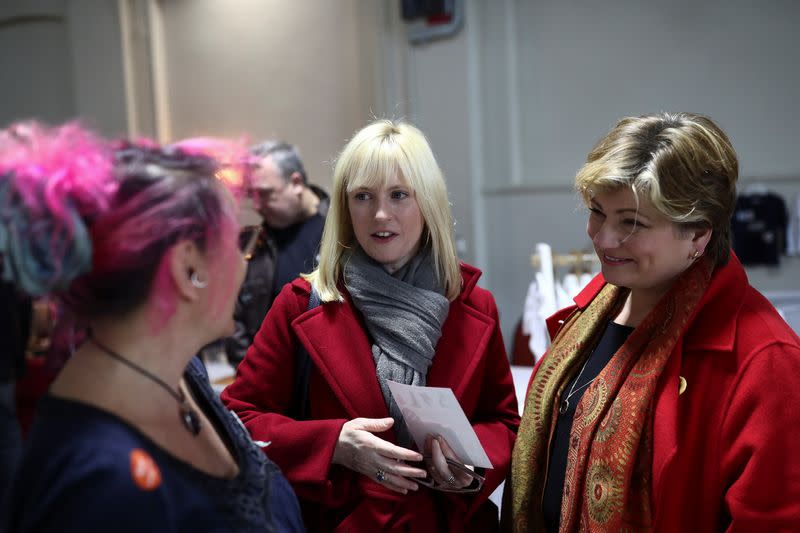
[332,417,427,494]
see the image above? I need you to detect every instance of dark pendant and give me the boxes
[559,399,569,415]
[181,406,202,436]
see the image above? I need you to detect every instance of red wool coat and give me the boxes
[222,263,520,532]
[538,255,800,532]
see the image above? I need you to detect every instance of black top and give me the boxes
[542,320,634,532]
[0,280,31,383]
[4,358,304,532]
[271,211,325,298]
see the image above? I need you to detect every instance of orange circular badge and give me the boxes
[129,448,162,491]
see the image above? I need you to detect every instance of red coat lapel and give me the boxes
[428,300,495,397]
[291,300,389,421]
[651,338,682,519]
[290,294,496,417]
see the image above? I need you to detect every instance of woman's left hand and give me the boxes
[424,435,474,490]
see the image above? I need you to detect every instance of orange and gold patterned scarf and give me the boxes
[505,259,711,532]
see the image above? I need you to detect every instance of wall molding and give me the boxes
[484,183,576,196]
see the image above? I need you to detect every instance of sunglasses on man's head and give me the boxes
[238,225,263,261]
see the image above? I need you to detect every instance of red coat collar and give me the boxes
[288,263,494,421]
[458,262,482,300]
[570,252,748,352]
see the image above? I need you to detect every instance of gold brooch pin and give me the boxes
[678,376,688,396]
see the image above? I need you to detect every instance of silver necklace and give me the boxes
[558,355,598,415]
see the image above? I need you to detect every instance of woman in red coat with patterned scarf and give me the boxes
[504,112,800,532]
[222,120,520,531]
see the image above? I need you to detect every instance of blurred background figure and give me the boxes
[0,122,303,532]
[223,120,519,531]
[0,281,30,510]
[225,140,329,367]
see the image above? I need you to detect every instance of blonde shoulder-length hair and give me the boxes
[303,120,461,302]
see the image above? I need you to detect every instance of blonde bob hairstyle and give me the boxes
[303,120,461,302]
[575,112,739,268]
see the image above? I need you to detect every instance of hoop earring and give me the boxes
[190,272,208,288]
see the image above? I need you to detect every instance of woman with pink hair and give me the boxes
[0,122,303,532]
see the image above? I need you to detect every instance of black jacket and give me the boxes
[224,185,329,366]
[1,281,31,383]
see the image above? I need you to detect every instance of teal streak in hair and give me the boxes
[0,181,93,296]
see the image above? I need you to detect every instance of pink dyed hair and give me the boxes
[0,121,115,295]
[0,120,115,245]
[1,123,245,330]
[66,141,242,328]
[171,136,255,199]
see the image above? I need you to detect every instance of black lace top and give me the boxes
[5,358,304,532]
[183,357,305,532]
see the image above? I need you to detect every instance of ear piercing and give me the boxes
[190,272,208,288]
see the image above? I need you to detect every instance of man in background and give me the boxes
[226,141,329,366]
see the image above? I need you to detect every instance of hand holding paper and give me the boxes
[424,435,475,490]
[331,416,427,494]
[387,381,493,469]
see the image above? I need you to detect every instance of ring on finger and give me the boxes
[376,469,386,483]
[446,474,456,486]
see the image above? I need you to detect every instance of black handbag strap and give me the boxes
[287,287,320,420]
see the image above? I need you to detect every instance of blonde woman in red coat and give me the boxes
[222,120,520,531]
[505,112,800,532]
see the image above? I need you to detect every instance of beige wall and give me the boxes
[1,0,384,188]
[155,0,383,189]
[390,0,800,346]
[0,0,127,135]
[4,0,799,346]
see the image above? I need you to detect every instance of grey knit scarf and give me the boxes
[343,247,450,447]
